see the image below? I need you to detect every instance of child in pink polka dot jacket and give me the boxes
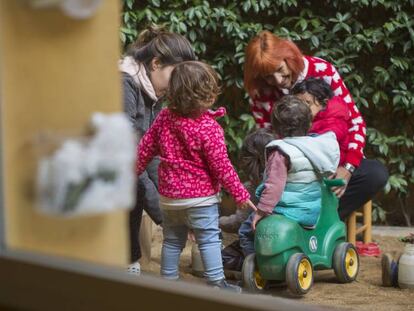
[136,61,256,292]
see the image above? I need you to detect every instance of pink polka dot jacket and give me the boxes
[136,107,250,204]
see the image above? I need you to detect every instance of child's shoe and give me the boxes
[222,240,244,271]
[127,261,141,275]
[207,279,242,293]
[381,253,398,287]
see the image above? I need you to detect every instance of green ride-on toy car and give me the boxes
[242,178,359,295]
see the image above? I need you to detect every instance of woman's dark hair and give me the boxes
[127,25,196,68]
[167,61,221,117]
[291,77,334,107]
[271,95,312,137]
[240,129,275,186]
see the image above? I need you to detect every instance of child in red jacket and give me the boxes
[292,77,350,166]
[137,61,255,292]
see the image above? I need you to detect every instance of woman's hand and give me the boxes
[237,199,257,211]
[330,166,352,198]
[252,210,267,231]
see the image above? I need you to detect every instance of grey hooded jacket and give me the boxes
[122,72,163,224]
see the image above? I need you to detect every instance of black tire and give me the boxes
[333,242,359,283]
[241,253,268,292]
[285,253,314,296]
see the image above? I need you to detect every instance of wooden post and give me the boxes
[0,1,128,266]
[347,200,373,245]
[363,200,372,243]
[139,213,153,265]
[347,211,357,245]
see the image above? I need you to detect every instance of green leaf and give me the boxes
[399,81,407,90]
[189,30,196,42]
[179,22,187,33]
[243,1,251,12]
[310,35,319,47]
[122,0,414,225]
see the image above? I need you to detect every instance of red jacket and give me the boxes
[250,55,366,167]
[310,96,349,166]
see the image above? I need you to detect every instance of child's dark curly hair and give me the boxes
[291,77,334,107]
[271,95,312,138]
[240,129,275,187]
[167,61,221,117]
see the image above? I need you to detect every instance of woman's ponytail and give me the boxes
[127,24,195,68]
[131,24,167,49]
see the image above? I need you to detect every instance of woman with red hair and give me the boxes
[243,30,388,221]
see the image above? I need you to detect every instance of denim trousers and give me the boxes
[161,204,224,282]
[238,212,256,257]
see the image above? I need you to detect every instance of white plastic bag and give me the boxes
[36,112,137,217]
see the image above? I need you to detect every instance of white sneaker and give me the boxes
[127,261,141,275]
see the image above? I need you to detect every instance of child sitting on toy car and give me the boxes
[238,95,340,256]
[221,78,349,236]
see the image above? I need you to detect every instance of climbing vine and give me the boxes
[121,0,414,225]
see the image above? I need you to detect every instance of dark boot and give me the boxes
[382,253,399,287]
[207,279,242,293]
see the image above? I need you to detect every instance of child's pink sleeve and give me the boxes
[257,151,288,214]
[136,111,163,175]
[202,123,250,204]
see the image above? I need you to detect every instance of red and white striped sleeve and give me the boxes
[306,56,366,167]
[249,93,278,129]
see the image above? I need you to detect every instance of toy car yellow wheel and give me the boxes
[333,242,359,283]
[286,253,314,295]
[242,253,268,292]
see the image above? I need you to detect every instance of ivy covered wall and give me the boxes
[121,0,414,225]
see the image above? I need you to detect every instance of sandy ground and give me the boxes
[140,226,414,311]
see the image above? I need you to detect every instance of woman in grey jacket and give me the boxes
[119,26,196,274]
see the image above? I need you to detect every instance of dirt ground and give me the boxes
[140,226,414,311]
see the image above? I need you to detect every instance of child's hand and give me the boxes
[252,210,267,231]
[329,166,352,198]
[237,199,257,211]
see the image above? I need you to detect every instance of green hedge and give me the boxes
[122,0,414,225]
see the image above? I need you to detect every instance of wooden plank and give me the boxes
[0,250,329,311]
[0,0,128,266]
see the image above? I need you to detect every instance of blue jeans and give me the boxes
[238,212,256,257]
[161,204,224,282]
[239,209,319,256]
